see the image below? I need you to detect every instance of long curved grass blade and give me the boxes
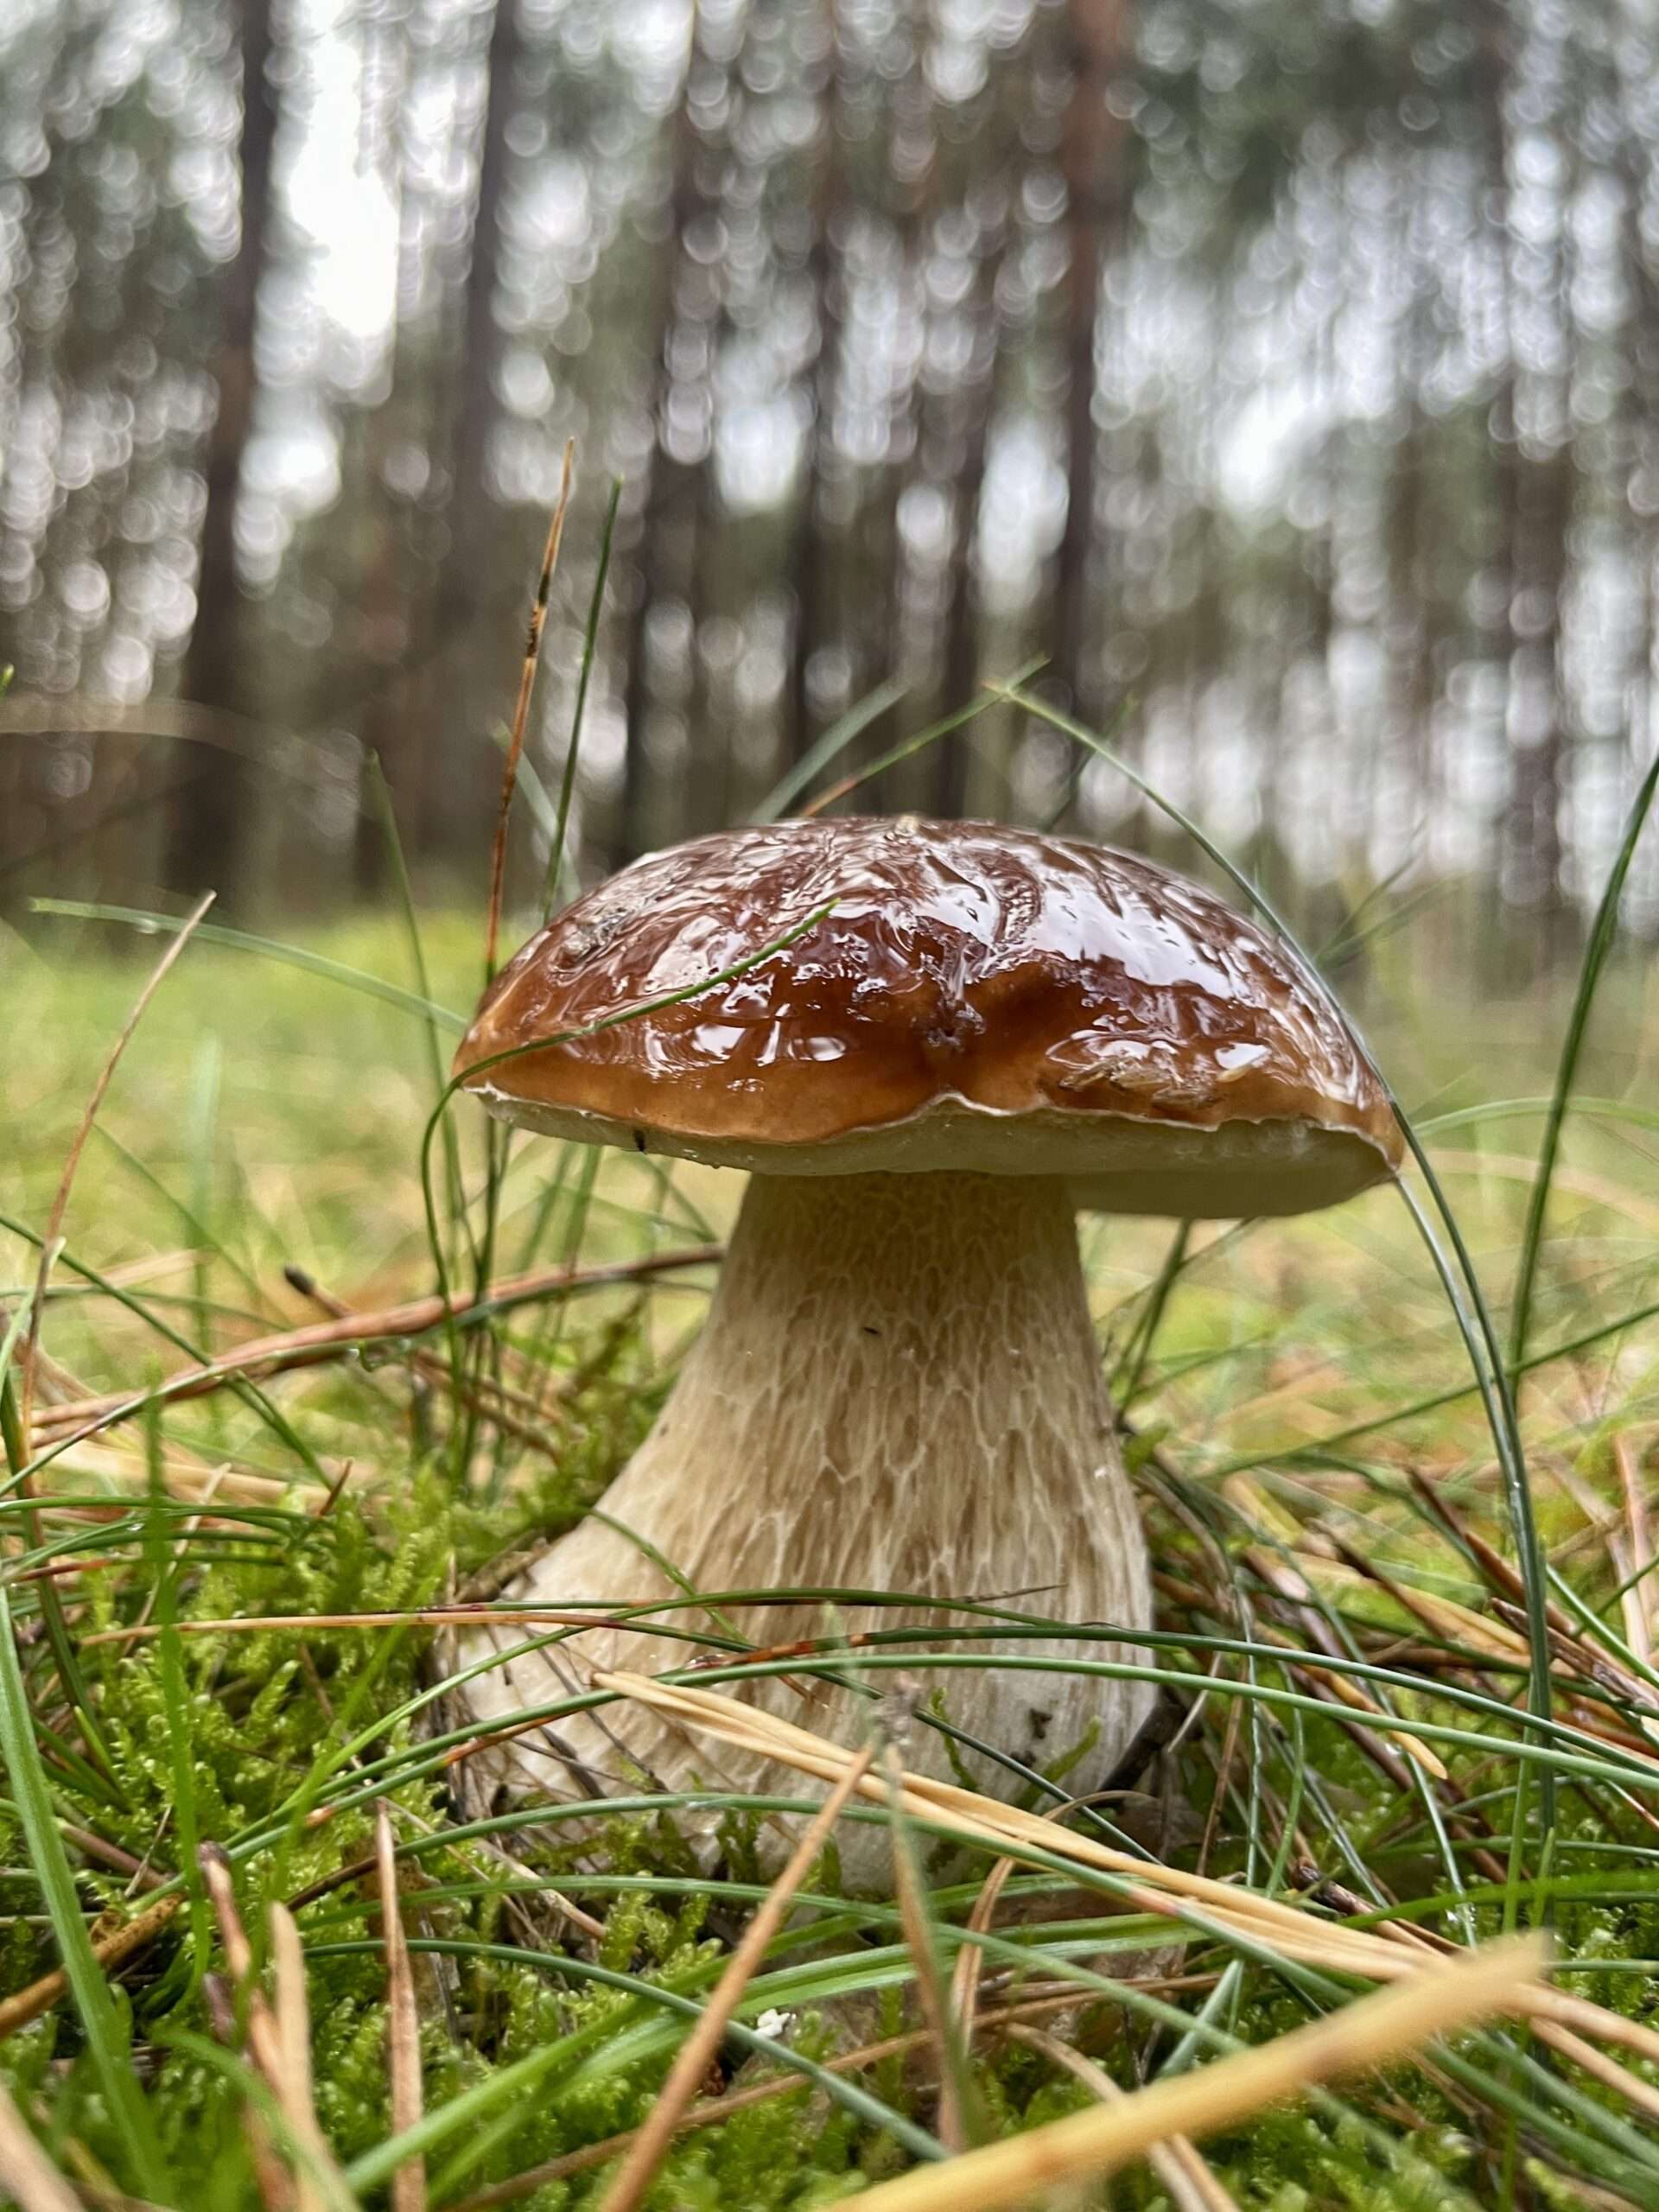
[16,889,213,1770]
[798,655,1046,819]
[423,898,841,1459]
[987,676,1558,1840]
[31,899,465,1030]
[1115,1219,1190,1402]
[143,1406,208,1995]
[93,1125,270,1313]
[1509,747,1659,1374]
[0,1579,168,2196]
[365,752,470,1256]
[544,472,623,915]
[1423,1095,1659,1139]
[487,439,575,976]
[749,676,909,823]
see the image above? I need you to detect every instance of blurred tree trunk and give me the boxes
[1389,399,1434,795]
[1618,146,1659,802]
[1507,445,1573,950]
[1471,0,1522,980]
[166,0,276,902]
[1479,7,1570,962]
[423,0,520,866]
[1053,0,1128,726]
[353,457,420,893]
[353,82,420,895]
[619,21,706,860]
[687,11,758,840]
[1516,138,1574,963]
[935,219,1008,817]
[1385,241,1436,887]
[786,29,845,770]
[867,36,935,791]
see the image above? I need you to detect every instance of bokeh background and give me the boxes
[3,0,1658,976]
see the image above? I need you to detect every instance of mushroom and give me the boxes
[450,817,1400,1881]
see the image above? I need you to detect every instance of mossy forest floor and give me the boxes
[3,882,1659,2210]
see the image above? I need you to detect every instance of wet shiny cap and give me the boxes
[454,817,1402,1217]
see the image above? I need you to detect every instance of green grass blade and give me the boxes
[990,675,1557,1839]
[423,898,842,1437]
[0,1210,328,1491]
[793,654,1046,818]
[543,473,623,915]
[331,1937,944,2190]
[143,1401,207,1993]
[365,751,471,1257]
[31,899,464,1031]
[749,675,910,822]
[1421,1094,1659,1139]
[0,1575,168,2197]
[93,1126,270,1313]
[1509,747,1659,1373]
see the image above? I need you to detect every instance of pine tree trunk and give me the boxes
[785,41,846,772]
[618,25,706,861]
[166,0,276,903]
[423,0,521,867]
[935,219,1008,818]
[1053,0,1128,727]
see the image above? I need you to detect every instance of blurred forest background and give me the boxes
[3,0,1659,977]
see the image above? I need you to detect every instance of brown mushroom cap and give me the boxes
[454,817,1402,1217]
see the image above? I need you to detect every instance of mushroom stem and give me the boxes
[461,1171,1154,1880]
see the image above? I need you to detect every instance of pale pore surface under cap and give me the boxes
[454,1171,1155,1891]
[468,1082,1392,1217]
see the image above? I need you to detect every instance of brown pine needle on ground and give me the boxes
[588,1668,1659,2100]
[270,1904,327,2212]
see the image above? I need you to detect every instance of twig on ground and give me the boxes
[27,1244,720,1454]
[0,1893,181,2044]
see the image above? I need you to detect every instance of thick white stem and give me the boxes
[457,1172,1154,1885]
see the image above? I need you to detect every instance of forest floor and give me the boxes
[3,887,1659,2212]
